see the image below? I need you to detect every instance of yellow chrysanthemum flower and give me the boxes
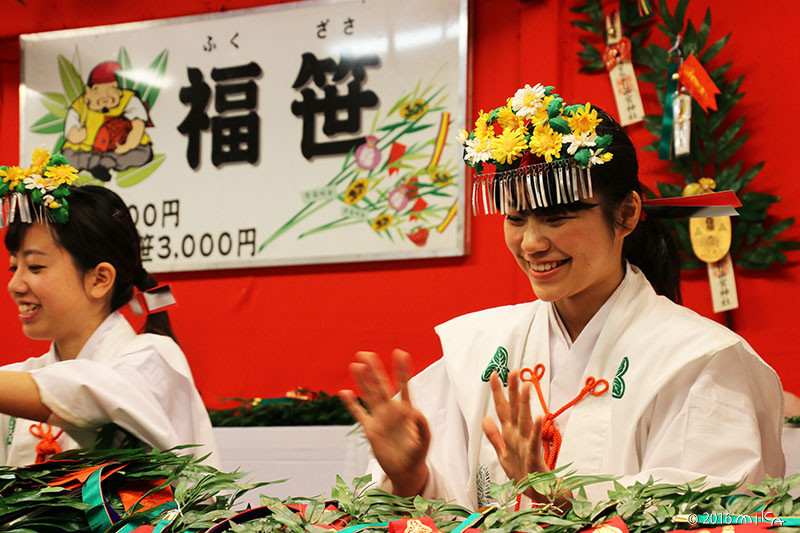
[44,164,79,186]
[496,105,525,131]
[29,147,51,174]
[343,178,369,205]
[531,95,556,125]
[48,199,61,209]
[490,127,528,165]
[473,110,493,142]
[601,152,613,162]
[371,213,394,232]
[400,99,429,121]
[0,166,28,188]
[568,103,603,135]
[529,123,563,163]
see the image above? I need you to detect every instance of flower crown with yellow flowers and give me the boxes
[0,148,79,226]
[458,83,614,215]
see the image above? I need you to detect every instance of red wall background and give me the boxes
[0,0,798,409]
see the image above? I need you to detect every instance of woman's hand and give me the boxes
[340,349,430,497]
[482,369,551,502]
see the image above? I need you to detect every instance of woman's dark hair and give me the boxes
[495,108,682,303]
[5,185,179,342]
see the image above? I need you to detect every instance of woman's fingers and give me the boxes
[481,416,506,457]
[508,369,520,423]
[339,389,369,426]
[349,361,383,410]
[519,381,533,438]
[392,349,413,405]
[355,351,393,403]
[489,371,510,424]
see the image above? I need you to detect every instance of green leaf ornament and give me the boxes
[52,207,69,224]
[595,134,613,149]
[574,148,591,166]
[547,97,564,118]
[31,189,43,204]
[548,116,571,134]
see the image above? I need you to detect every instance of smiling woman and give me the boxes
[340,83,784,508]
[0,149,218,466]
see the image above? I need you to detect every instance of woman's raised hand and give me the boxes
[481,369,549,499]
[340,349,430,497]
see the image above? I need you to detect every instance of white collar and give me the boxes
[547,263,629,351]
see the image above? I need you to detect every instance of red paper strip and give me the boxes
[388,516,442,533]
[48,462,125,489]
[387,142,408,176]
[581,516,629,533]
[643,190,741,208]
[678,53,721,112]
[119,479,174,514]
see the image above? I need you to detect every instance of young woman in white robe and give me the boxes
[0,184,218,467]
[340,99,784,508]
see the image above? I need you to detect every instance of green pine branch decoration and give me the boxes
[571,0,800,270]
[1,449,799,532]
[208,390,357,427]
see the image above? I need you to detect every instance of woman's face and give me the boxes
[7,223,94,346]
[503,200,628,309]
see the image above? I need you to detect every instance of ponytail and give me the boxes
[133,269,179,345]
[622,214,682,304]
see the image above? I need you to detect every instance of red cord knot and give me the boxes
[29,422,63,464]
[520,365,609,470]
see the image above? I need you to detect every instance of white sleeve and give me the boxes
[29,346,218,466]
[122,96,148,122]
[587,345,784,501]
[365,359,472,503]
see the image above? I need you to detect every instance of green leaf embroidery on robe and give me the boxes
[481,347,509,386]
[5,416,15,446]
[476,464,491,507]
[612,356,630,399]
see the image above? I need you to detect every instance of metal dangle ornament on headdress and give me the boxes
[0,148,78,226]
[458,83,613,216]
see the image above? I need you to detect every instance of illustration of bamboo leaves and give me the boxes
[135,49,169,111]
[116,47,135,90]
[30,112,64,134]
[57,54,83,104]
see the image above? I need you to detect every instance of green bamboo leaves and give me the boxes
[571,0,800,270]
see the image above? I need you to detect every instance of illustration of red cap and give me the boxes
[87,61,121,85]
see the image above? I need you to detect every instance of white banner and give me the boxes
[20,0,468,272]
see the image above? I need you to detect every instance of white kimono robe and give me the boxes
[0,312,219,467]
[367,264,784,507]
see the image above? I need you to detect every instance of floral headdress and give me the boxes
[459,83,614,215]
[0,148,78,226]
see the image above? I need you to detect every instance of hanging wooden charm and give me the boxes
[672,89,692,156]
[603,11,645,126]
[684,178,739,312]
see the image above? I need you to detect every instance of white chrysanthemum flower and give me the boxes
[589,148,608,167]
[456,130,469,146]
[464,137,492,165]
[23,174,49,193]
[563,131,598,155]
[511,84,546,119]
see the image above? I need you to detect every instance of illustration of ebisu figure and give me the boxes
[61,61,153,181]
